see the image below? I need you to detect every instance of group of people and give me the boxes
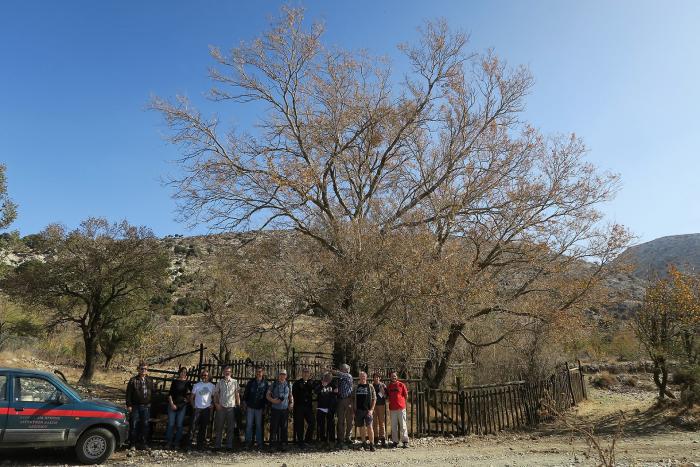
[125,362,410,452]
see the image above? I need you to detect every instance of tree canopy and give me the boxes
[0,218,170,383]
[154,7,631,384]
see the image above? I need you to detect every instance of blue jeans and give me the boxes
[245,408,264,447]
[129,404,150,446]
[165,404,187,446]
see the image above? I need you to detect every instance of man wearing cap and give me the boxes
[266,369,293,451]
[331,363,354,447]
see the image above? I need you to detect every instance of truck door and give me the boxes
[3,374,74,444]
[0,373,8,442]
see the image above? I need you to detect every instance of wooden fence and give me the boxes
[146,352,586,439]
[402,362,586,436]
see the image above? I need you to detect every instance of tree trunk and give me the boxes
[653,358,668,400]
[79,335,99,385]
[103,352,114,369]
[218,334,226,364]
[422,322,465,389]
[332,338,360,375]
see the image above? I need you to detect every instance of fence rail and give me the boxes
[146,345,587,440]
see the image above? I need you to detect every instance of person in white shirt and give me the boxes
[213,366,240,450]
[189,370,215,450]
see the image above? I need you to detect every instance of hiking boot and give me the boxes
[369,444,376,452]
[361,441,368,450]
[402,441,409,448]
[380,438,387,448]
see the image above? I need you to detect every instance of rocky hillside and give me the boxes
[5,230,699,319]
[618,233,700,279]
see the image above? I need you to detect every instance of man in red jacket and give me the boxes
[387,371,409,448]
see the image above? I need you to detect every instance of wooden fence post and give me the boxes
[197,343,204,373]
[565,362,576,406]
[578,359,587,399]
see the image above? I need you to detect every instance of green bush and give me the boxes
[673,365,700,406]
[172,296,208,315]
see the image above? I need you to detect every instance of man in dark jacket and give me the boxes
[292,368,315,448]
[125,362,155,450]
[314,372,337,449]
[242,366,269,450]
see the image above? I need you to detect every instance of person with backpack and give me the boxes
[371,372,388,447]
[353,371,377,451]
[387,371,409,448]
[314,372,337,450]
[331,363,354,448]
[242,366,269,450]
[266,369,294,451]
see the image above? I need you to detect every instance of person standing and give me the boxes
[267,369,293,451]
[292,368,315,448]
[387,371,409,448]
[165,367,192,450]
[331,363,354,448]
[314,372,337,449]
[353,371,377,451]
[189,369,215,450]
[243,366,269,450]
[125,362,154,450]
[371,372,388,447]
[213,366,240,450]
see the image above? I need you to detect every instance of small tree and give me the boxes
[192,253,259,363]
[634,266,700,400]
[0,164,17,231]
[0,218,169,384]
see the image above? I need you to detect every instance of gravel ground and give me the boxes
[1,432,698,467]
[1,384,698,466]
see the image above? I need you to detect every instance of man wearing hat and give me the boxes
[266,369,294,451]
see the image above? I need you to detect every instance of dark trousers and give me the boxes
[293,405,314,444]
[190,407,211,448]
[316,408,335,442]
[129,404,150,446]
[269,408,289,447]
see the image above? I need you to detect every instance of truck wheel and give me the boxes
[75,427,115,464]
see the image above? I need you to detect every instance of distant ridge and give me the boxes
[618,233,700,279]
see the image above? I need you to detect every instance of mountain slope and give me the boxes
[619,233,700,279]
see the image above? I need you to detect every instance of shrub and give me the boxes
[173,244,188,255]
[673,365,700,407]
[591,371,617,389]
[619,375,639,387]
[172,296,208,316]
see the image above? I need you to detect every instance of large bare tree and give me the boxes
[154,7,629,383]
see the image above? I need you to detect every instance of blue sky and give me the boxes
[1,1,699,243]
